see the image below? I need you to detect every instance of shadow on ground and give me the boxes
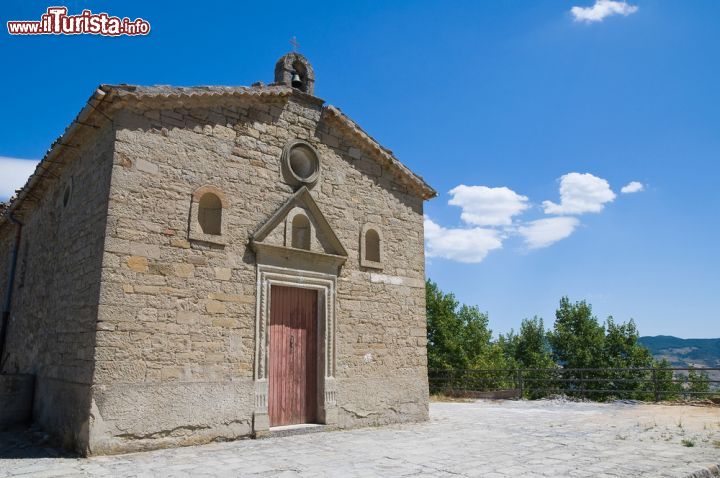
[0,426,73,460]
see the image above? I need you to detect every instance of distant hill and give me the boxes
[639,335,720,369]
[640,336,720,391]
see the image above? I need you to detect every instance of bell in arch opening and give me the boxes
[275,52,315,95]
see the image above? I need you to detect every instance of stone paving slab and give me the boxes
[1,400,719,477]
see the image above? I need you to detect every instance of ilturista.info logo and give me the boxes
[7,7,151,36]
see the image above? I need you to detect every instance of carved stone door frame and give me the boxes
[252,264,337,435]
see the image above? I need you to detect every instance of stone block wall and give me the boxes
[0,122,115,451]
[88,91,428,453]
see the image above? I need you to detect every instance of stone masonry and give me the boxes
[0,53,436,455]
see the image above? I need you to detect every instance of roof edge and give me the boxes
[0,86,112,227]
[1,83,436,227]
[322,106,436,200]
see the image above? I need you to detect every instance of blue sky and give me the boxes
[1,1,718,338]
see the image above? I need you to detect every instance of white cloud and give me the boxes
[518,217,581,249]
[620,181,644,194]
[424,216,503,264]
[571,0,638,23]
[0,156,39,201]
[426,171,629,262]
[542,172,616,215]
[448,185,529,226]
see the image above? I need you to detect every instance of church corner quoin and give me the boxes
[0,52,436,455]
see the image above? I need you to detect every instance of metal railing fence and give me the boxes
[428,367,720,402]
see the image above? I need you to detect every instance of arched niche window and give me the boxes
[365,229,380,262]
[198,193,222,235]
[292,214,311,250]
[189,185,228,245]
[360,224,383,269]
[285,207,313,251]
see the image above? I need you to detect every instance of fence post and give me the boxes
[652,368,660,402]
[517,369,523,399]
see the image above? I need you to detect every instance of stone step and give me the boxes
[261,423,333,439]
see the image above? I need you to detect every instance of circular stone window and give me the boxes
[282,140,320,187]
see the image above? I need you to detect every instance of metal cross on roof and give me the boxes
[290,36,300,52]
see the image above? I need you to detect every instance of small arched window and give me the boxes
[360,224,383,269]
[198,193,222,235]
[291,214,311,250]
[365,229,380,262]
[189,185,227,246]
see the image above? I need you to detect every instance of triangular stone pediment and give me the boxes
[250,187,347,260]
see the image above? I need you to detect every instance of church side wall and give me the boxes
[0,122,115,452]
[89,94,428,454]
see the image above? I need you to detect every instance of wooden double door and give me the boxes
[268,285,319,427]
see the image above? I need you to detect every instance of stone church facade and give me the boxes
[0,53,435,455]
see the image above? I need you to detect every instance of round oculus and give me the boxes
[283,140,320,186]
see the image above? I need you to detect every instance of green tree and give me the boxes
[497,331,518,368]
[426,281,497,369]
[507,317,556,398]
[602,317,654,399]
[687,367,710,395]
[548,297,606,397]
[457,304,493,365]
[426,280,506,393]
[548,297,605,369]
[512,317,555,369]
[603,317,653,368]
[426,285,695,403]
[426,279,465,371]
[652,359,682,401]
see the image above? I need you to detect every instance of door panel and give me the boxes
[269,285,318,426]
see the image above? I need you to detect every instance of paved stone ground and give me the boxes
[1,400,719,477]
